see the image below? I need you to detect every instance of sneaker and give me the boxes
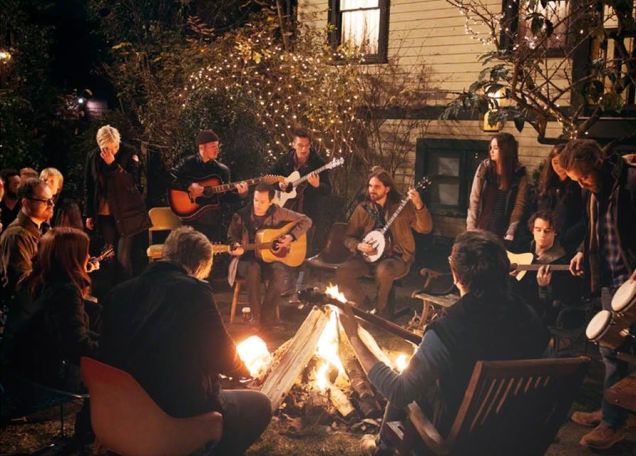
[579,423,625,450]
[571,409,602,427]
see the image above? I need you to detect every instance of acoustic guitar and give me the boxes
[273,157,345,207]
[213,221,307,267]
[507,251,570,281]
[168,174,285,221]
[362,177,431,263]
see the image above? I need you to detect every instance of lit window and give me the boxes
[329,0,389,63]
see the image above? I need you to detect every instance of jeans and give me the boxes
[214,389,272,455]
[599,287,630,429]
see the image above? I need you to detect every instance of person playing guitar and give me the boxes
[170,129,249,240]
[227,183,312,326]
[513,210,583,326]
[336,167,432,317]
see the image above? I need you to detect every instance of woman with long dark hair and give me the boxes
[467,132,528,241]
[535,144,585,255]
[10,227,99,389]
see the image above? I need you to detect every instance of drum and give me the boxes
[585,310,628,350]
[611,279,636,323]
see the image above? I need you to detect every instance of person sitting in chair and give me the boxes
[227,183,312,326]
[99,226,271,455]
[336,167,433,316]
[340,230,549,453]
[515,210,583,327]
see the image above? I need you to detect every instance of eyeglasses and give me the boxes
[28,196,55,206]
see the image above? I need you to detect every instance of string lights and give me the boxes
[178,26,362,162]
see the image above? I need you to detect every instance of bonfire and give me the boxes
[235,286,414,435]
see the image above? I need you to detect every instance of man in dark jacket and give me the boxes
[228,184,312,325]
[84,125,150,279]
[171,129,248,241]
[268,128,333,294]
[269,128,332,233]
[100,226,271,455]
[340,230,549,452]
[561,140,636,450]
[515,210,582,326]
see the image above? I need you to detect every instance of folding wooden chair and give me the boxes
[383,356,590,455]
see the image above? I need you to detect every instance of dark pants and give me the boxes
[335,256,409,312]
[97,215,134,279]
[97,215,147,280]
[214,389,272,455]
[237,259,288,323]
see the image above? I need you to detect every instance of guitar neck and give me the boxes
[380,197,410,235]
[207,176,269,194]
[513,264,570,271]
[292,162,331,187]
[213,242,270,253]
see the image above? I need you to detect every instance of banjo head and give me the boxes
[362,230,386,263]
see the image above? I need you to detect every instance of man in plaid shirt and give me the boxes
[560,139,636,450]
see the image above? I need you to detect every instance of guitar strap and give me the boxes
[362,201,386,230]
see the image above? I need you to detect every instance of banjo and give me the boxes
[361,177,431,263]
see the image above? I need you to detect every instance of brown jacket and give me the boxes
[0,211,41,294]
[344,200,433,264]
[227,204,312,247]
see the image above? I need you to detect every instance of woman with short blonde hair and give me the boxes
[84,124,150,279]
[96,125,121,150]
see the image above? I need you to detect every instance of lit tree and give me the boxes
[443,0,636,146]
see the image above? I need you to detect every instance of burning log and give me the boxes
[261,307,330,411]
[326,384,355,418]
[337,321,383,418]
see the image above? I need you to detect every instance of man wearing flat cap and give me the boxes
[171,130,248,240]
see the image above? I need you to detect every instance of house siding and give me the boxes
[299,0,565,237]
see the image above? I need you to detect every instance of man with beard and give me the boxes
[336,168,432,316]
[171,130,248,241]
[561,139,636,450]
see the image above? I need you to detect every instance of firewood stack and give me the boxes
[250,306,396,435]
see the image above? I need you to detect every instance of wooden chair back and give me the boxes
[148,207,182,233]
[412,356,590,455]
[80,357,222,456]
[147,207,182,261]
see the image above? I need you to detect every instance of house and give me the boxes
[296,0,636,238]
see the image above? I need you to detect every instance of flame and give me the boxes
[325,284,347,303]
[316,308,345,375]
[315,363,330,392]
[395,354,410,373]
[236,336,272,377]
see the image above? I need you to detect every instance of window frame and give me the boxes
[328,0,390,64]
[415,138,489,217]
